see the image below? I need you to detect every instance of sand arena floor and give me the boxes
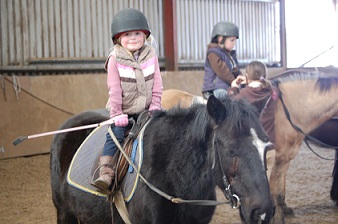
[1,142,338,223]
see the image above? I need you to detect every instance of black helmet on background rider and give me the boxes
[211,21,239,43]
[111,8,151,44]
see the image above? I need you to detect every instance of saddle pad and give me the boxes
[67,125,143,201]
[67,125,107,197]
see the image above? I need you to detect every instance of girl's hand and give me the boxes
[231,79,240,88]
[236,75,246,84]
[114,114,129,127]
[231,75,246,88]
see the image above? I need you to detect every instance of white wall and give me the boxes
[285,0,338,68]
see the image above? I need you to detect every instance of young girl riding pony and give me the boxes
[92,8,163,192]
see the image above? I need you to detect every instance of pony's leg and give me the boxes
[330,149,338,205]
[56,209,78,224]
[266,149,276,181]
[269,141,302,224]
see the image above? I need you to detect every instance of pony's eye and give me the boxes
[227,148,237,157]
[241,109,249,116]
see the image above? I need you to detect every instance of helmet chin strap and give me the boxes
[218,36,226,49]
[220,36,226,45]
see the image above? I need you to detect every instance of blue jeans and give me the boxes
[102,125,128,157]
[203,89,228,100]
[213,89,228,99]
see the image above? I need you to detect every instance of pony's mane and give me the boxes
[274,71,338,93]
[155,96,259,140]
[159,104,210,140]
[274,71,322,83]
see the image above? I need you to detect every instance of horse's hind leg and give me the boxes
[330,149,338,205]
[56,209,78,224]
[52,186,78,224]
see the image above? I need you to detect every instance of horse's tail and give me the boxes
[330,149,338,205]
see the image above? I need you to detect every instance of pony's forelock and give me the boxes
[218,97,259,132]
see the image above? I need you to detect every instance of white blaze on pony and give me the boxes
[250,128,273,169]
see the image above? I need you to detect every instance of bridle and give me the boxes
[109,122,241,208]
[213,137,240,208]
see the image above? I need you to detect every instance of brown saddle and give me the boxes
[113,111,150,189]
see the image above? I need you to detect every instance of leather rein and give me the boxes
[108,120,240,209]
[277,82,338,160]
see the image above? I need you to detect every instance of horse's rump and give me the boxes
[161,89,206,109]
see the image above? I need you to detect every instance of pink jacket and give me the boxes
[105,44,163,118]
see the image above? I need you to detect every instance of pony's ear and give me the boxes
[206,95,227,124]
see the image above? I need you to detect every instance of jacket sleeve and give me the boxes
[149,56,163,111]
[106,55,123,118]
[208,52,236,85]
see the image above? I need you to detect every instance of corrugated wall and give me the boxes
[0,0,280,73]
[0,0,164,71]
[176,0,280,66]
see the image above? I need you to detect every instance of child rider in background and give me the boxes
[229,60,278,179]
[202,21,242,100]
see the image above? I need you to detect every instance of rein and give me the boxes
[277,83,338,160]
[108,121,239,208]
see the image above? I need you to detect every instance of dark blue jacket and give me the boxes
[202,45,240,92]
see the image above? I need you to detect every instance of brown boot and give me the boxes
[92,155,115,192]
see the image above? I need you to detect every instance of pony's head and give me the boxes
[206,95,275,223]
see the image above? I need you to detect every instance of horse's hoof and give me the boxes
[283,206,294,216]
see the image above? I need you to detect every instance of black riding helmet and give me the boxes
[111,8,151,44]
[211,21,239,43]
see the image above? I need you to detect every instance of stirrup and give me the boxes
[91,180,111,195]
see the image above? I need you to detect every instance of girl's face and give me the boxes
[222,36,237,51]
[120,30,145,52]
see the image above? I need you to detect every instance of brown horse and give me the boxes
[269,71,338,223]
[161,89,206,110]
[162,70,338,224]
